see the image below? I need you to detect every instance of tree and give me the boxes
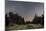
[41,14,44,25]
[26,21,31,24]
[32,13,44,26]
[32,14,38,24]
[5,14,10,26]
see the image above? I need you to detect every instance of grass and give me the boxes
[6,24,44,30]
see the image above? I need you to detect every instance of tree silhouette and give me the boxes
[5,12,44,28]
[5,14,10,26]
[41,14,44,25]
[32,13,44,25]
[32,14,38,24]
[26,21,31,24]
[5,12,25,26]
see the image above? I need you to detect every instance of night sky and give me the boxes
[5,0,44,21]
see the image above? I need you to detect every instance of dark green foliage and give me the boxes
[5,12,44,27]
[32,14,44,26]
[41,14,44,25]
[5,12,25,26]
[26,21,31,24]
[5,14,10,26]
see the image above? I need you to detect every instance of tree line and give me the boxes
[5,12,44,26]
